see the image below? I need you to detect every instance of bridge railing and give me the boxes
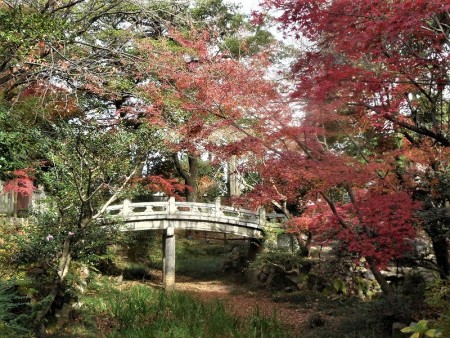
[105,197,287,228]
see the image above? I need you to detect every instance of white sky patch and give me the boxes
[226,0,261,14]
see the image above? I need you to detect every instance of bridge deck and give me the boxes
[105,198,286,237]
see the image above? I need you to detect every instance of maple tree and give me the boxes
[252,0,450,284]
[136,26,278,202]
[142,0,277,202]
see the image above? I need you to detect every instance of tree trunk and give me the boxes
[431,236,449,279]
[172,153,198,202]
[34,240,72,335]
[173,153,198,237]
[366,256,393,298]
[294,232,311,256]
[33,285,59,337]
[228,155,240,199]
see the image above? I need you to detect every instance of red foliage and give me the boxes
[2,169,36,197]
[292,191,420,268]
[260,0,450,147]
[139,31,278,156]
[140,175,186,199]
[249,0,448,269]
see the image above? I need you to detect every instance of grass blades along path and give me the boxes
[63,278,289,338]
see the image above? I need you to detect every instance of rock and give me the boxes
[231,246,241,254]
[300,261,313,274]
[284,286,294,293]
[258,272,268,283]
[244,268,259,285]
[26,266,46,278]
[276,233,292,249]
[392,322,408,337]
[261,265,271,275]
[362,269,375,281]
[285,275,300,286]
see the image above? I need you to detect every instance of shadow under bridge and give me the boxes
[104,197,285,290]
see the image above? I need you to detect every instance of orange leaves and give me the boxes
[140,176,185,199]
[18,82,81,120]
[138,30,279,158]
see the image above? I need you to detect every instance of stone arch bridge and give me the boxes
[105,197,285,290]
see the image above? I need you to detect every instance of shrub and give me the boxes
[80,282,290,338]
[0,280,28,337]
[424,279,450,337]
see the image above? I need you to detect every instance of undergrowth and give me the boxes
[72,277,290,338]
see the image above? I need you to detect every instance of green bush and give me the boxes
[250,249,309,271]
[425,279,450,337]
[0,280,28,337]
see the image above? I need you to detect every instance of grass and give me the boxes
[146,236,234,279]
[176,256,224,279]
[67,276,290,338]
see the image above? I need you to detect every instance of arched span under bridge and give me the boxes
[104,197,286,290]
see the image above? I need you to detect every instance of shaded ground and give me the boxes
[149,268,336,337]
[177,277,309,333]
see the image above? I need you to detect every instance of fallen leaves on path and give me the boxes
[174,275,310,334]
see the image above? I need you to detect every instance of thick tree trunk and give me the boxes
[34,285,59,337]
[173,153,198,202]
[431,236,449,279]
[173,153,198,237]
[293,232,311,256]
[185,156,198,202]
[228,155,240,199]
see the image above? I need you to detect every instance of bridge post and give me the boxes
[122,199,131,217]
[258,207,266,227]
[163,226,176,291]
[247,207,266,261]
[168,196,176,214]
[214,197,221,217]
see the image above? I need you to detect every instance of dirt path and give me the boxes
[171,274,311,334]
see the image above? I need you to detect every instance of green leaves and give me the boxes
[401,320,443,338]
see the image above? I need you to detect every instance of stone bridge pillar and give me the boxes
[163,226,175,291]
[248,207,266,261]
[163,197,176,291]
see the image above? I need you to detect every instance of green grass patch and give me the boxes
[74,278,290,338]
[176,256,224,279]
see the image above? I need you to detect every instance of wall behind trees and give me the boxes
[0,181,45,216]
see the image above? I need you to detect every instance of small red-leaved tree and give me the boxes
[2,169,35,196]
[2,169,36,214]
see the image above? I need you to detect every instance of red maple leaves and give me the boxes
[2,169,36,197]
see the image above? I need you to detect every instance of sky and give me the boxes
[226,0,298,47]
[226,0,261,14]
